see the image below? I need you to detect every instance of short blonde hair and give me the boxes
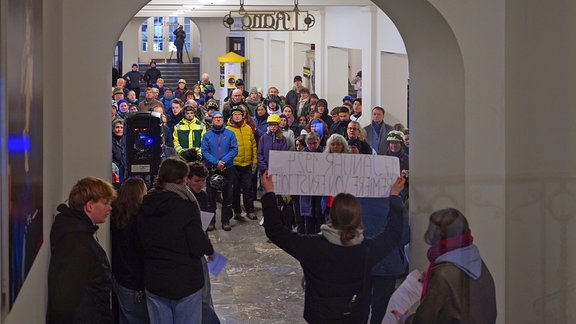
[68,177,116,211]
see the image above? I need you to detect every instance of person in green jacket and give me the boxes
[173,104,206,158]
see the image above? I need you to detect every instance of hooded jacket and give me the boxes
[47,204,113,324]
[406,245,497,324]
[137,189,214,300]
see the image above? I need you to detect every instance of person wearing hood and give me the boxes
[138,158,214,323]
[262,172,406,324]
[201,111,239,231]
[393,208,497,324]
[226,105,258,221]
[160,87,175,113]
[244,86,261,116]
[175,79,188,101]
[197,84,215,108]
[265,94,282,116]
[316,99,333,128]
[47,177,117,323]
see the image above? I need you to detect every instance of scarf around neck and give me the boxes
[163,182,199,210]
[320,224,364,246]
[421,229,473,299]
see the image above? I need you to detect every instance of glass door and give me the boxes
[139,17,192,63]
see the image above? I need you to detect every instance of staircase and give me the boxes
[138,62,201,91]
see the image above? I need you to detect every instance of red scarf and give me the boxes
[420,229,473,300]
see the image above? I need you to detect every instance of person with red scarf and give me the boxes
[393,208,497,323]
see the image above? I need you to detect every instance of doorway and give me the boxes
[139,17,195,63]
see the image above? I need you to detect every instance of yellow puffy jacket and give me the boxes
[173,117,206,156]
[226,120,257,167]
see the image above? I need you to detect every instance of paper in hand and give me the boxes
[207,252,227,277]
[200,211,214,232]
[382,269,423,324]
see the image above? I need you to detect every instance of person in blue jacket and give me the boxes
[201,111,238,231]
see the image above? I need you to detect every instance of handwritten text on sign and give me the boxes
[268,151,400,197]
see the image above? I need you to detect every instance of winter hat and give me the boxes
[249,86,258,94]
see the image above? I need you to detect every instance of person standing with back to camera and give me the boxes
[173,25,186,63]
[261,171,407,323]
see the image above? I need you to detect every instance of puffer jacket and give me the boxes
[226,120,257,167]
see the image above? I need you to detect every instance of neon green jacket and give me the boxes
[173,117,206,156]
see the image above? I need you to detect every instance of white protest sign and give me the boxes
[268,151,400,197]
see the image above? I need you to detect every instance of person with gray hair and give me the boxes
[324,133,350,153]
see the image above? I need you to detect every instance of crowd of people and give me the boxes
[46,66,496,324]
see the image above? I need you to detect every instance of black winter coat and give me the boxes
[143,67,162,87]
[263,193,404,323]
[122,70,143,90]
[47,204,113,324]
[111,215,144,291]
[137,189,214,299]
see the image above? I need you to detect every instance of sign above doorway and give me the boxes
[223,0,315,31]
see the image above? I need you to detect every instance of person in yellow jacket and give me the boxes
[226,105,258,220]
[173,105,206,159]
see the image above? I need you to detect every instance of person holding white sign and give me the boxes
[261,171,406,323]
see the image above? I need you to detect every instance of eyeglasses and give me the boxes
[347,127,359,131]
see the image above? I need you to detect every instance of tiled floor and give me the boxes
[207,202,306,323]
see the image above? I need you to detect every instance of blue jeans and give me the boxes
[113,279,149,324]
[146,289,202,324]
